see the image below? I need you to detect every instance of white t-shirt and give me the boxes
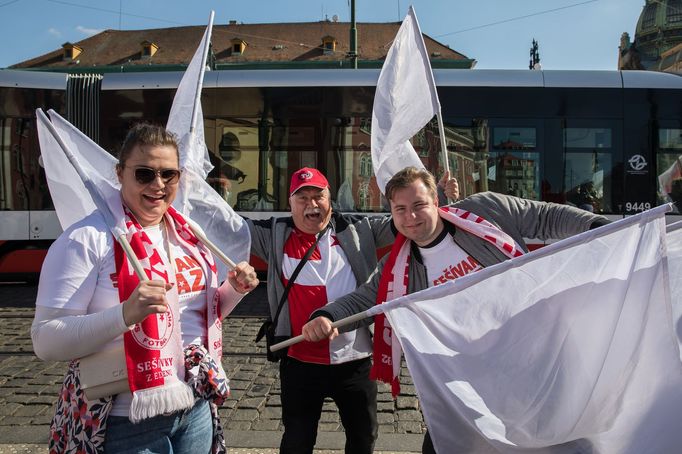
[282,227,371,364]
[419,231,483,288]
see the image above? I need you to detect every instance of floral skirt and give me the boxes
[49,344,228,454]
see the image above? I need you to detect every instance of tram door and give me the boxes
[544,119,623,215]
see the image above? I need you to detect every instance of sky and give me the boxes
[0,0,647,70]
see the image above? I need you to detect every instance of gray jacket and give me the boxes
[248,212,394,337]
[317,192,609,328]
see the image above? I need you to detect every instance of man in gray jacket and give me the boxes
[249,166,457,454]
[302,166,608,454]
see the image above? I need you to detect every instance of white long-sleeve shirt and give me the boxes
[32,211,243,416]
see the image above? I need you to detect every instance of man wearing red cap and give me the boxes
[248,167,457,454]
[301,166,610,454]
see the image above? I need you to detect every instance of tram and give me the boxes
[1,68,681,280]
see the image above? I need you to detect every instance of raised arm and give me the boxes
[456,192,609,242]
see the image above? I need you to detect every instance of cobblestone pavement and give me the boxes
[0,283,425,453]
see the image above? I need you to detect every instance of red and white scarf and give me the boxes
[371,206,524,397]
[114,205,224,422]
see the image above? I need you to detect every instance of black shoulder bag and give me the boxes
[255,227,328,362]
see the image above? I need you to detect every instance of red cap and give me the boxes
[289,167,329,197]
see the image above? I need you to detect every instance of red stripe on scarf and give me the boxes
[116,216,168,391]
[370,234,408,397]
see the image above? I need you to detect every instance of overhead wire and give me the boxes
[434,0,599,38]
[24,0,611,60]
[43,0,183,25]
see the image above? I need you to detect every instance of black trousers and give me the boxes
[279,356,378,454]
[422,431,436,453]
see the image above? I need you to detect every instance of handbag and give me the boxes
[78,347,129,400]
[256,226,328,362]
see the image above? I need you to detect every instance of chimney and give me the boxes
[229,20,238,25]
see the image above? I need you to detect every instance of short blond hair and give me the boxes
[385,167,437,202]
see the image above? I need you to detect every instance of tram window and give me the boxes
[658,128,682,150]
[211,121,320,212]
[207,125,256,209]
[562,128,613,213]
[0,117,51,211]
[656,129,682,210]
[334,117,384,212]
[490,127,540,200]
[446,121,541,201]
[446,120,487,199]
[564,128,612,149]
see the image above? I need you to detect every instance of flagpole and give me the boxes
[272,203,675,353]
[270,310,373,352]
[436,111,451,201]
[189,11,214,135]
[37,109,148,281]
[409,5,450,201]
[186,221,237,268]
[118,236,148,281]
[179,10,240,270]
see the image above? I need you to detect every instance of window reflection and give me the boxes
[657,128,682,211]
[446,122,540,201]
[0,117,51,211]
[562,128,613,213]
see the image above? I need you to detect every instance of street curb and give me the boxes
[0,430,423,452]
[224,430,422,451]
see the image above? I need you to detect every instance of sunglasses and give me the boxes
[132,166,181,185]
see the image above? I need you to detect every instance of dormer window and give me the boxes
[62,42,82,61]
[231,38,246,55]
[322,35,336,55]
[140,40,159,58]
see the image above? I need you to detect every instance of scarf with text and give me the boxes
[371,206,524,397]
[115,205,225,422]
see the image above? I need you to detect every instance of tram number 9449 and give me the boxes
[625,202,652,212]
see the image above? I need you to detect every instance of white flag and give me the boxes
[369,205,682,453]
[668,221,682,362]
[371,6,439,193]
[167,11,251,269]
[37,109,126,237]
[166,15,213,181]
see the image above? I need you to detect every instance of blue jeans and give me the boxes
[103,399,212,454]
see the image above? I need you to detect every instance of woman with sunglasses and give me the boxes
[32,123,259,453]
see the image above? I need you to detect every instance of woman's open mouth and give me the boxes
[143,194,165,203]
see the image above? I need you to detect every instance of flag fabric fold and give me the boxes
[167,12,251,273]
[368,205,682,453]
[667,221,682,361]
[37,108,126,237]
[166,18,213,181]
[371,6,440,193]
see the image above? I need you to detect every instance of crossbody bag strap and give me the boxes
[255,225,329,342]
[272,224,329,327]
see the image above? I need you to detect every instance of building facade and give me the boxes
[619,0,682,73]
